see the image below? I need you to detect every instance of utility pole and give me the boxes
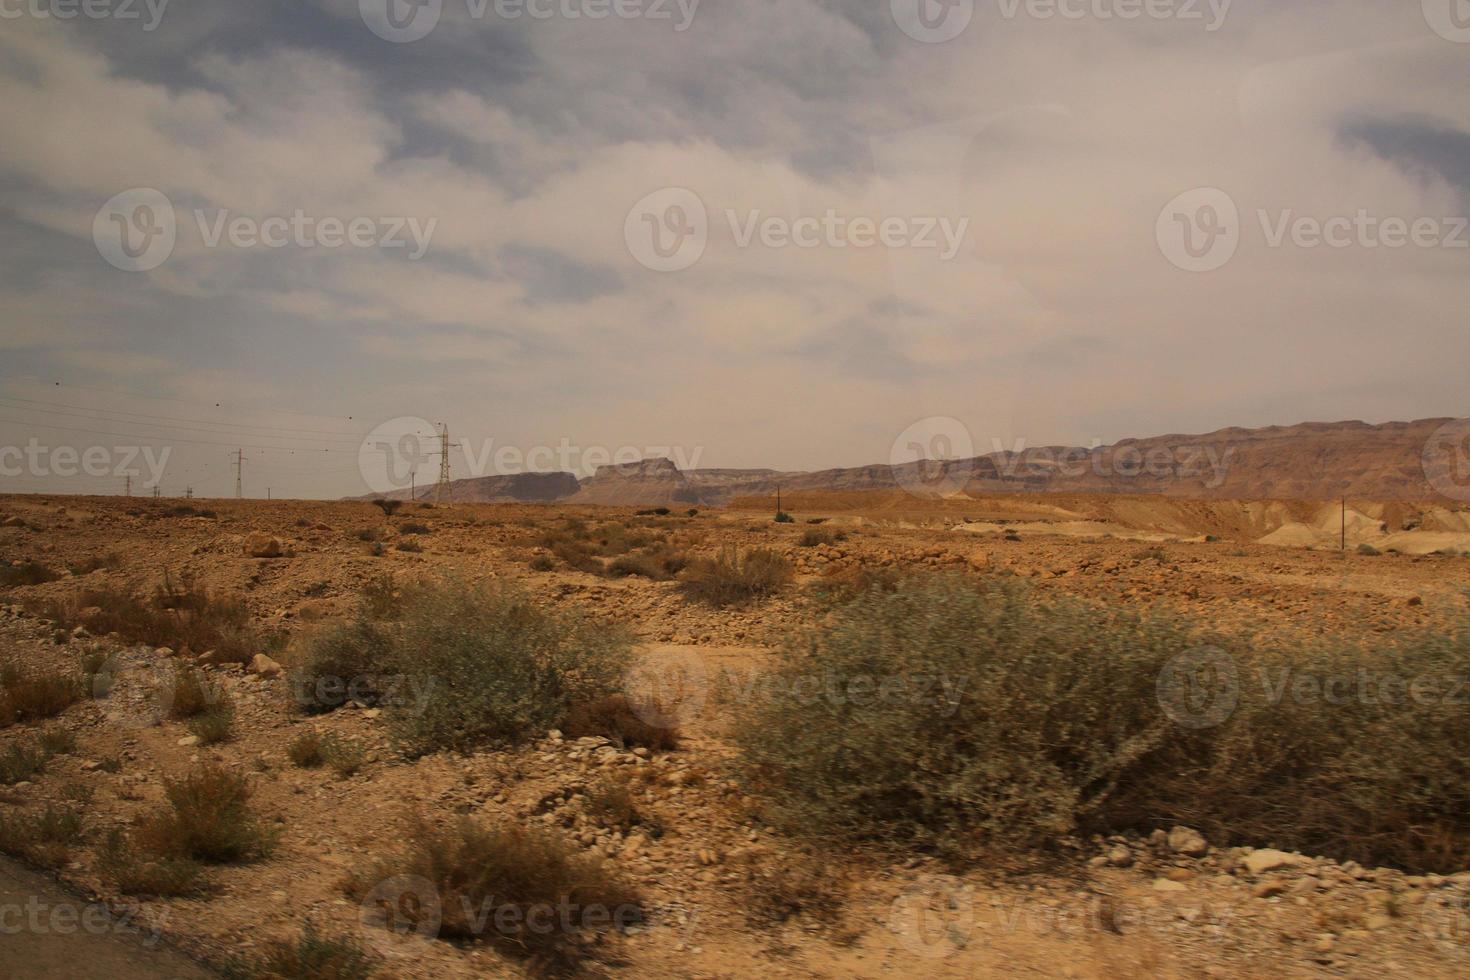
[152,487,160,499]
[1341,497,1347,552]
[775,483,782,519]
[185,486,194,500]
[233,449,245,499]
[410,467,417,502]
[124,475,131,497]
[267,487,271,501]
[435,423,452,504]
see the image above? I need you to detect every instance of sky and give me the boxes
[0,0,1467,498]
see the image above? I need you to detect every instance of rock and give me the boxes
[1167,826,1209,857]
[197,649,245,667]
[967,552,991,571]
[249,653,282,678]
[1252,880,1287,899]
[244,532,286,559]
[1153,878,1188,893]
[1242,849,1308,876]
[177,735,200,747]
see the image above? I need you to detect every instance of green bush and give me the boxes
[297,579,632,756]
[386,580,632,755]
[736,572,1470,873]
[733,574,1195,860]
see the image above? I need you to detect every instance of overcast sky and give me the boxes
[1,1,1467,498]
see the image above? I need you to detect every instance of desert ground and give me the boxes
[2,491,1469,979]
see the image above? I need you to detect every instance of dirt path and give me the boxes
[0,857,215,980]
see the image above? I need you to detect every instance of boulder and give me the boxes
[1242,849,1308,876]
[244,533,286,559]
[1167,826,1209,857]
[249,653,283,678]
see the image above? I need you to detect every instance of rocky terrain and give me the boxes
[1,492,1469,978]
[367,419,1467,507]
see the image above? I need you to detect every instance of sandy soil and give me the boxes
[1,492,1469,978]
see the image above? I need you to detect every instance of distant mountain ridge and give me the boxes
[354,419,1463,506]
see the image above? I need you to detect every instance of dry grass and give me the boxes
[130,764,276,866]
[221,923,378,980]
[679,547,793,607]
[0,561,62,589]
[348,816,640,969]
[0,802,84,867]
[0,663,82,726]
[562,694,678,751]
[34,572,269,663]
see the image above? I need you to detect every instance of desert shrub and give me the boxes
[353,527,381,542]
[35,574,263,663]
[290,618,395,714]
[741,850,848,927]
[0,803,84,867]
[584,776,662,838]
[774,512,795,524]
[731,574,1208,861]
[808,564,903,607]
[386,580,632,755]
[170,666,222,719]
[738,572,1470,873]
[606,547,688,582]
[679,548,793,607]
[0,664,82,724]
[287,730,326,768]
[798,528,836,547]
[322,736,366,777]
[348,817,639,967]
[0,561,61,589]
[69,553,120,576]
[528,554,556,572]
[395,537,423,553]
[133,765,276,864]
[37,725,75,756]
[97,828,206,897]
[635,508,672,517]
[0,739,52,784]
[562,694,678,751]
[399,521,431,535]
[371,499,402,517]
[1101,620,1470,873]
[1357,543,1381,556]
[550,538,605,574]
[221,923,377,980]
[1131,546,1169,563]
[188,701,235,745]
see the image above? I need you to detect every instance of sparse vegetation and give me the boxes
[1358,543,1381,556]
[607,546,688,581]
[221,923,378,980]
[562,693,678,751]
[679,547,793,607]
[348,816,639,967]
[287,730,327,768]
[297,578,632,755]
[0,663,83,725]
[395,537,423,553]
[130,764,276,865]
[0,802,85,867]
[371,499,402,517]
[97,828,206,897]
[399,521,431,535]
[735,572,1470,873]
[798,527,843,547]
[33,572,270,664]
[0,560,62,589]
[0,739,51,785]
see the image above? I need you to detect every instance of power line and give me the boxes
[0,396,367,444]
[0,415,358,453]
